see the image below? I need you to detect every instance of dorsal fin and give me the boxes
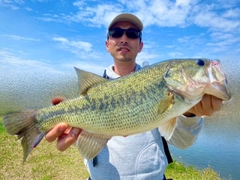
[74,67,108,95]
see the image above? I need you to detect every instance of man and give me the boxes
[46,13,222,180]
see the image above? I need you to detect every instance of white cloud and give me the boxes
[25,7,32,11]
[63,0,240,61]
[141,40,157,49]
[1,0,239,73]
[177,34,205,46]
[3,34,41,41]
[165,45,175,49]
[51,36,110,69]
[141,0,195,27]
[0,48,109,75]
[69,0,195,28]
[137,50,161,65]
[63,61,106,75]
[32,0,239,36]
[192,5,240,32]
[168,51,185,58]
[14,0,24,4]
[0,49,50,69]
[207,37,239,48]
[0,0,24,9]
[68,3,122,28]
[176,0,192,6]
[0,2,19,9]
[213,0,240,8]
[52,36,93,52]
[222,8,240,18]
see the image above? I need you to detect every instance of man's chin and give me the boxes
[118,58,132,62]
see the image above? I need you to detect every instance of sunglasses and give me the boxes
[108,28,141,39]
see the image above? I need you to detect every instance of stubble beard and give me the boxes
[117,53,136,62]
[119,56,132,62]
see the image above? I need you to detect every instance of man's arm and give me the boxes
[159,94,222,149]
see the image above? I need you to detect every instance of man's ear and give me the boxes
[106,40,110,52]
[138,42,144,53]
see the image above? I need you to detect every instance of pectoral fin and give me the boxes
[158,118,177,140]
[158,92,174,115]
[75,131,110,160]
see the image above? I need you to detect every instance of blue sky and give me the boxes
[0,0,240,75]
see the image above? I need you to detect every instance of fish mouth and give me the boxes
[164,59,231,102]
[205,82,231,101]
[204,60,231,101]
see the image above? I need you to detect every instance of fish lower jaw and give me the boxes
[183,96,203,104]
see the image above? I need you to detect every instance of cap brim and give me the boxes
[108,13,143,31]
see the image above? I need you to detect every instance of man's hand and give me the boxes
[184,94,223,117]
[45,97,82,151]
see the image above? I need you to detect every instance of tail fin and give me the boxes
[3,110,45,162]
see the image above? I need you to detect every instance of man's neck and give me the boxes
[113,62,136,76]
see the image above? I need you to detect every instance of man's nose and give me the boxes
[120,33,128,43]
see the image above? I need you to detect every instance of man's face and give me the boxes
[106,21,143,63]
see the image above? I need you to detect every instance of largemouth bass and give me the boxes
[3,59,230,162]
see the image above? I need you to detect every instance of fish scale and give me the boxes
[38,80,167,134]
[3,58,231,162]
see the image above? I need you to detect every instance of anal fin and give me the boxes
[75,131,110,160]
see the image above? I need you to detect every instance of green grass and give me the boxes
[165,160,224,180]
[0,116,228,180]
[0,117,5,134]
[0,116,89,180]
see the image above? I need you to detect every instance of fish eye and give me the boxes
[196,59,205,66]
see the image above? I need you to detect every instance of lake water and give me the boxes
[169,124,240,179]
